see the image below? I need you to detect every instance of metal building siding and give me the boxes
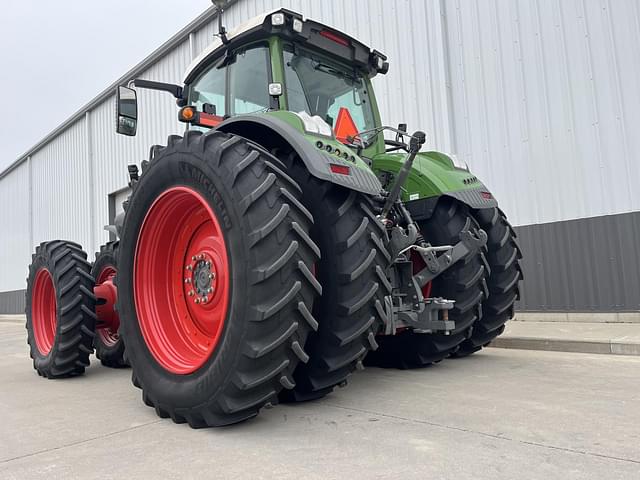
[31,120,92,253]
[0,164,29,291]
[444,0,640,226]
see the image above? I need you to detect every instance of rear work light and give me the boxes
[271,13,285,26]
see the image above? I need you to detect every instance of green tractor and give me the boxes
[24,7,522,427]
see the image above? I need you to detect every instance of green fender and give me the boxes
[371,151,498,220]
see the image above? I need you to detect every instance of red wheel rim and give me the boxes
[32,268,57,355]
[96,266,120,347]
[134,187,230,374]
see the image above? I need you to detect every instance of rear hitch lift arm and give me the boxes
[413,218,488,288]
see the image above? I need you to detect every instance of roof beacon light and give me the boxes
[292,18,303,33]
[271,13,285,26]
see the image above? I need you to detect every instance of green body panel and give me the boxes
[262,110,372,172]
[372,151,488,202]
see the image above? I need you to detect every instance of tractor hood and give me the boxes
[184,8,388,84]
[372,151,498,214]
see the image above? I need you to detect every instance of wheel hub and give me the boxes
[184,253,217,304]
[95,266,120,346]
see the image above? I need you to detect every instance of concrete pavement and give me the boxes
[1,321,639,479]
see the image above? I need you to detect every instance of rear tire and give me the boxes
[92,242,127,368]
[117,131,320,427]
[455,208,523,355]
[279,159,391,402]
[365,197,487,368]
[25,241,96,378]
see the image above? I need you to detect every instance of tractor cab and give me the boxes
[117,9,389,158]
[181,9,388,136]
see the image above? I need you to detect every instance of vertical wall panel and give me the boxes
[0,163,29,291]
[31,120,92,251]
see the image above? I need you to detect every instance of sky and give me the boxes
[0,0,211,171]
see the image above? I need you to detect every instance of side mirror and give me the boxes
[116,86,137,136]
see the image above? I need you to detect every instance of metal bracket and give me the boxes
[388,224,419,261]
[413,219,487,288]
[384,293,455,334]
[383,256,456,335]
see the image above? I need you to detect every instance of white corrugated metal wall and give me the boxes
[1,0,639,303]
[0,163,29,292]
[444,0,640,226]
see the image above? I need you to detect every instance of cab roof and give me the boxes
[183,8,388,84]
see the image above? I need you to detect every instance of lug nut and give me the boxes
[203,296,209,303]
[192,255,197,261]
[184,278,191,284]
[208,287,213,293]
[194,298,200,304]
[188,290,195,296]
[186,265,192,271]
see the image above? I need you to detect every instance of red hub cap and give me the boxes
[95,266,120,346]
[134,187,230,374]
[32,268,57,355]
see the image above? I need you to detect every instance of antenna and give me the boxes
[211,0,229,44]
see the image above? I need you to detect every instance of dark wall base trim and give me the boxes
[515,210,640,312]
[0,289,25,314]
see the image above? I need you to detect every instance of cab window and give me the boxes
[282,48,375,132]
[229,46,271,115]
[190,62,226,116]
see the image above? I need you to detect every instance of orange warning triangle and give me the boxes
[334,107,359,144]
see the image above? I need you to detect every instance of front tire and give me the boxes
[117,131,320,427]
[25,241,96,378]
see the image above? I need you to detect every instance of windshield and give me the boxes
[283,49,375,133]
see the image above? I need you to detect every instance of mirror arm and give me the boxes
[133,79,184,100]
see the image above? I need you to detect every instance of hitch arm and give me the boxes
[380,131,426,219]
[413,219,488,287]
